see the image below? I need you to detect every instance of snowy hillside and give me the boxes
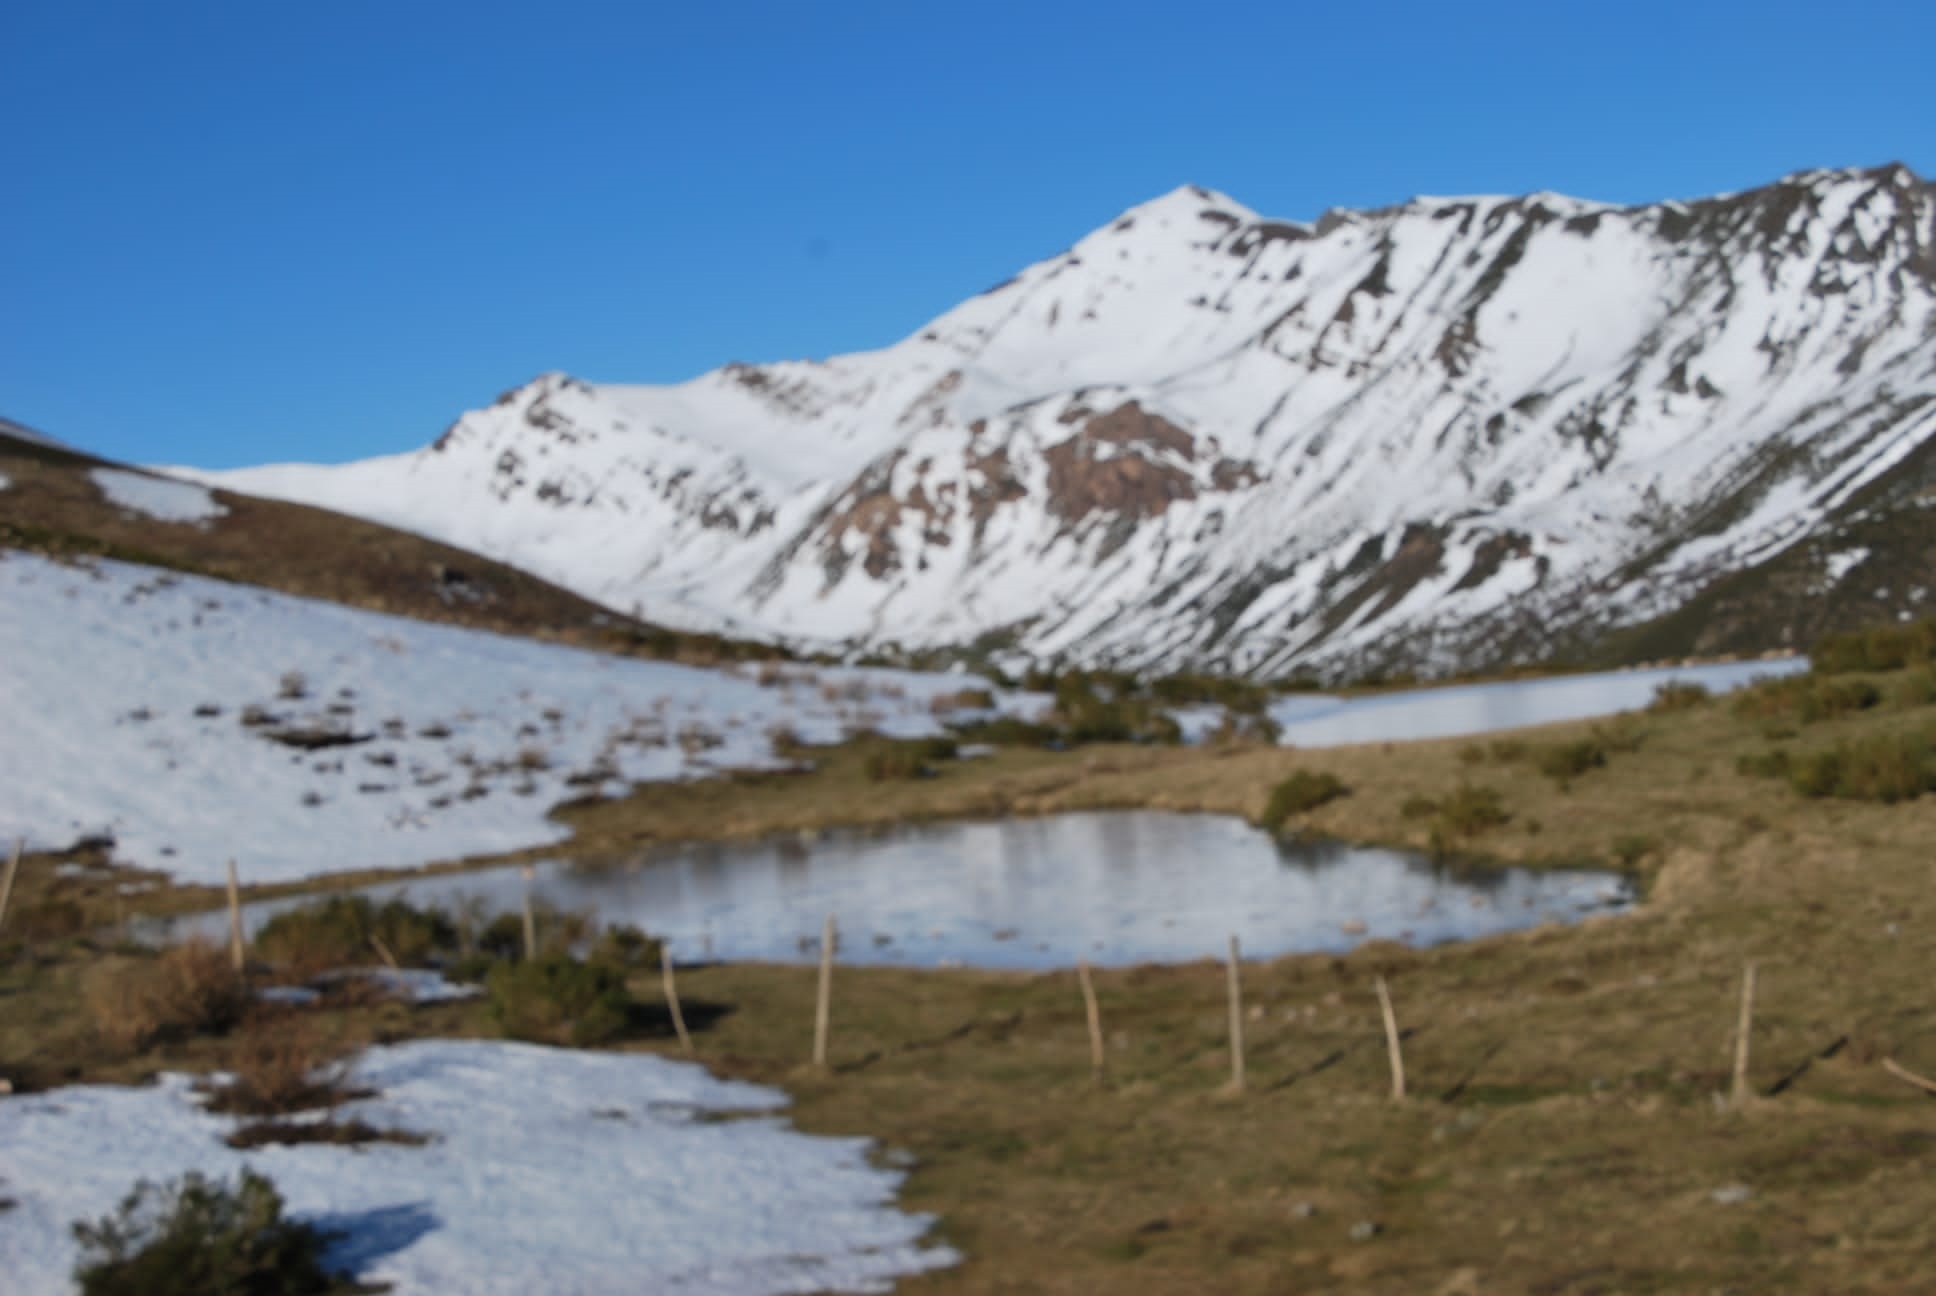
[0,549,1016,882]
[194,164,1936,677]
[0,1039,956,1295]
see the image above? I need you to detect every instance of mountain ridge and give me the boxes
[190,163,1936,678]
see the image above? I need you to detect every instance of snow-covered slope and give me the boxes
[0,1039,955,1295]
[0,549,1017,881]
[197,164,1936,677]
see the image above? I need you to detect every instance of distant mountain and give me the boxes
[193,164,1936,678]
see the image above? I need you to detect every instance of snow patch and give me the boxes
[0,551,1027,883]
[0,1039,956,1295]
[1824,547,1869,584]
[89,468,227,525]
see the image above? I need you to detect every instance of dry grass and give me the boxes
[84,939,248,1053]
[205,1010,363,1117]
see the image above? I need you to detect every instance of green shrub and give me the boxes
[1731,674,1881,725]
[861,736,959,782]
[1648,681,1711,714]
[1428,784,1511,852]
[1534,738,1607,784]
[1260,771,1349,830]
[71,1169,348,1296]
[1812,619,1936,674]
[1787,732,1936,803]
[487,954,631,1046]
[589,922,663,971]
[254,895,457,974]
[949,714,1061,747]
[1486,738,1528,763]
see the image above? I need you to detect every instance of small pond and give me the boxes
[171,812,1633,970]
[1267,657,1806,748]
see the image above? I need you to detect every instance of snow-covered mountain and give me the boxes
[197,164,1936,678]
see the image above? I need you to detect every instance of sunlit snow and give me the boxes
[88,468,227,525]
[0,1039,956,1296]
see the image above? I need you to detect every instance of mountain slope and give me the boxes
[196,164,1936,678]
[0,428,785,662]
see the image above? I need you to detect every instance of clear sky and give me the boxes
[3,0,1930,469]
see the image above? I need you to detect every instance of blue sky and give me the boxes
[3,0,1930,469]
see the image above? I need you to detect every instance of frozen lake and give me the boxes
[171,811,1633,970]
[1268,657,1805,747]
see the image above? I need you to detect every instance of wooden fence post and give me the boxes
[1226,935,1246,1095]
[520,865,538,960]
[225,859,245,972]
[663,950,694,1057]
[813,914,836,1069]
[0,839,21,937]
[1376,975,1406,1102]
[1731,961,1757,1108]
[1077,959,1105,1085]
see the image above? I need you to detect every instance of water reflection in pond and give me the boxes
[1268,657,1805,748]
[184,812,1633,970]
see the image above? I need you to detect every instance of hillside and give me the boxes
[0,426,781,664]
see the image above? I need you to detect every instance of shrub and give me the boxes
[1787,732,1936,803]
[254,895,457,976]
[1648,681,1711,714]
[1399,794,1439,821]
[1535,738,1607,784]
[1260,770,1349,830]
[589,922,663,972]
[1610,834,1657,868]
[1731,674,1881,725]
[87,940,248,1053]
[487,954,630,1046]
[207,1013,359,1118]
[861,736,959,782]
[71,1169,348,1296]
[949,714,1060,747]
[1811,619,1936,674]
[1428,784,1511,852]
[928,687,996,715]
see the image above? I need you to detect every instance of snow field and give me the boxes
[0,550,1023,884]
[0,1039,956,1296]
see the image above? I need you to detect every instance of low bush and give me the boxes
[254,895,458,975]
[71,1169,349,1296]
[588,922,663,972]
[1428,784,1511,852]
[949,714,1060,747]
[861,736,959,782]
[1534,738,1607,785]
[1647,681,1711,714]
[207,1013,360,1118]
[1812,619,1936,674]
[87,940,248,1053]
[1260,771,1349,830]
[1610,834,1657,868]
[1787,732,1936,803]
[1731,674,1881,725]
[487,954,631,1047]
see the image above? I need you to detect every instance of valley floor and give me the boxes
[6,586,1936,1291]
